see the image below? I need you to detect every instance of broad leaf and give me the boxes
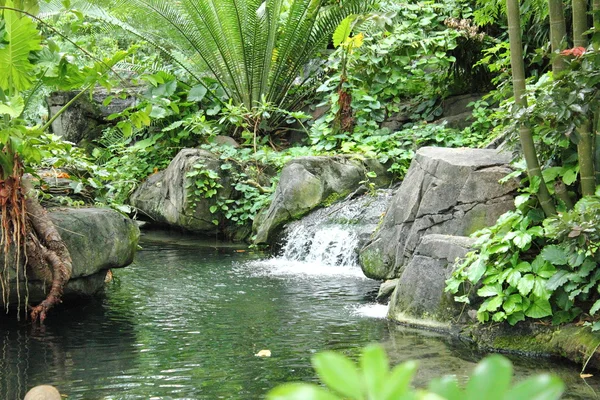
[266,383,340,400]
[503,375,564,400]
[546,270,570,290]
[312,352,362,399]
[517,274,535,296]
[188,84,208,102]
[541,245,569,266]
[525,298,552,318]
[380,360,417,400]
[428,376,462,400]
[360,345,388,398]
[466,258,486,283]
[465,355,512,400]
[333,15,355,48]
[0,3,42,92]
[0,94,24,117]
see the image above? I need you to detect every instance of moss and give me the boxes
[359,245,388,280]
[322,192,343,207]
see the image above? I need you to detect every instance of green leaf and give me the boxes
[502,375,564,400]
[188,85,208,102]
[266,383,341,400]
[531,256,556,278]
[507,311,525,325]
[312,352,362,399]
[360,345,388,399]
[380,360,417,400]
[477,284,502,297]
[503,294,523,314]
[546,270,570,290]
[532,277,551,300]
[333,15,355,48]
[513,232,532,249]
[466,258,486,283]
[484,295,504,312]
[525,298,552,318]
[465,355,512,400]
[506,270,522,287]
[0,4,42,92]
[562,167,578,185]
[590,299,600,315]
[517,274,535,296]
[541,245,569,266]
[0,94,24,118]
[428,376,462,400]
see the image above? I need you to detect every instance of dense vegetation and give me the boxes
[2,0,600,338]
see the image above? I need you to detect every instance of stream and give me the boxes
[1,230,600,399]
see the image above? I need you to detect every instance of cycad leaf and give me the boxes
[0,2,42,92]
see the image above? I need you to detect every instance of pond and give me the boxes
[1,231,599,399]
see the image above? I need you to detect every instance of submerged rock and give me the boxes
[4,208,139,306]
[253,156,392,245]
[359,146,517,280]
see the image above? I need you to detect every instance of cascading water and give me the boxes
[249,190,393,281]
[280,224,360,267]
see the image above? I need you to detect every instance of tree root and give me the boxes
[23,177,73,323]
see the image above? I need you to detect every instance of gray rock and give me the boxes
[387,234,474,321]
[47,88,139,146]
[130,148,236,235]
[253,156,392,245]
[360,147,517,280]
[376,279,399,303]
[5,208,139,305]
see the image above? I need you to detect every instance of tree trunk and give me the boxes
[506,0,556,216]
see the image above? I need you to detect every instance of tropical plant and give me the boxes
[0,0,127,321]
[43,0,373,141]
[267,344,565,400]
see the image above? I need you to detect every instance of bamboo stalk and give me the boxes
[573,0,596,196]
[549,0,567,74]
[506,0,556,216]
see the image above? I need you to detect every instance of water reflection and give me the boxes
[0,231,598,399]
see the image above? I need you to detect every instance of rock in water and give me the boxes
[24,385,61,400]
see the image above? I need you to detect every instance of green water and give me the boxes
[1,231,600,399]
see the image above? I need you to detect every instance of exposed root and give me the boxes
[23,177,72,323]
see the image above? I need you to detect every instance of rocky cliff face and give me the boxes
[359,146,518,280]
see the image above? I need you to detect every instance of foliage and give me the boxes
[314,0,471,132]
[52,0,373,140]
[267,344,564,400]
[447,187,600,329]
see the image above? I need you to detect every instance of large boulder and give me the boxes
[47,88,139,147]
[387,234,474,322]
[130,148,236,235]
[5,208,139,306]
[360,147,517,280]
[253,156,392,245]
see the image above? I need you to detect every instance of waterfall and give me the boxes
[280,224,360,267]
[248,190,393,278]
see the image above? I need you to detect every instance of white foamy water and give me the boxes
[280,225,360,267]
[350,303,389,319]
[246,258,367,279]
